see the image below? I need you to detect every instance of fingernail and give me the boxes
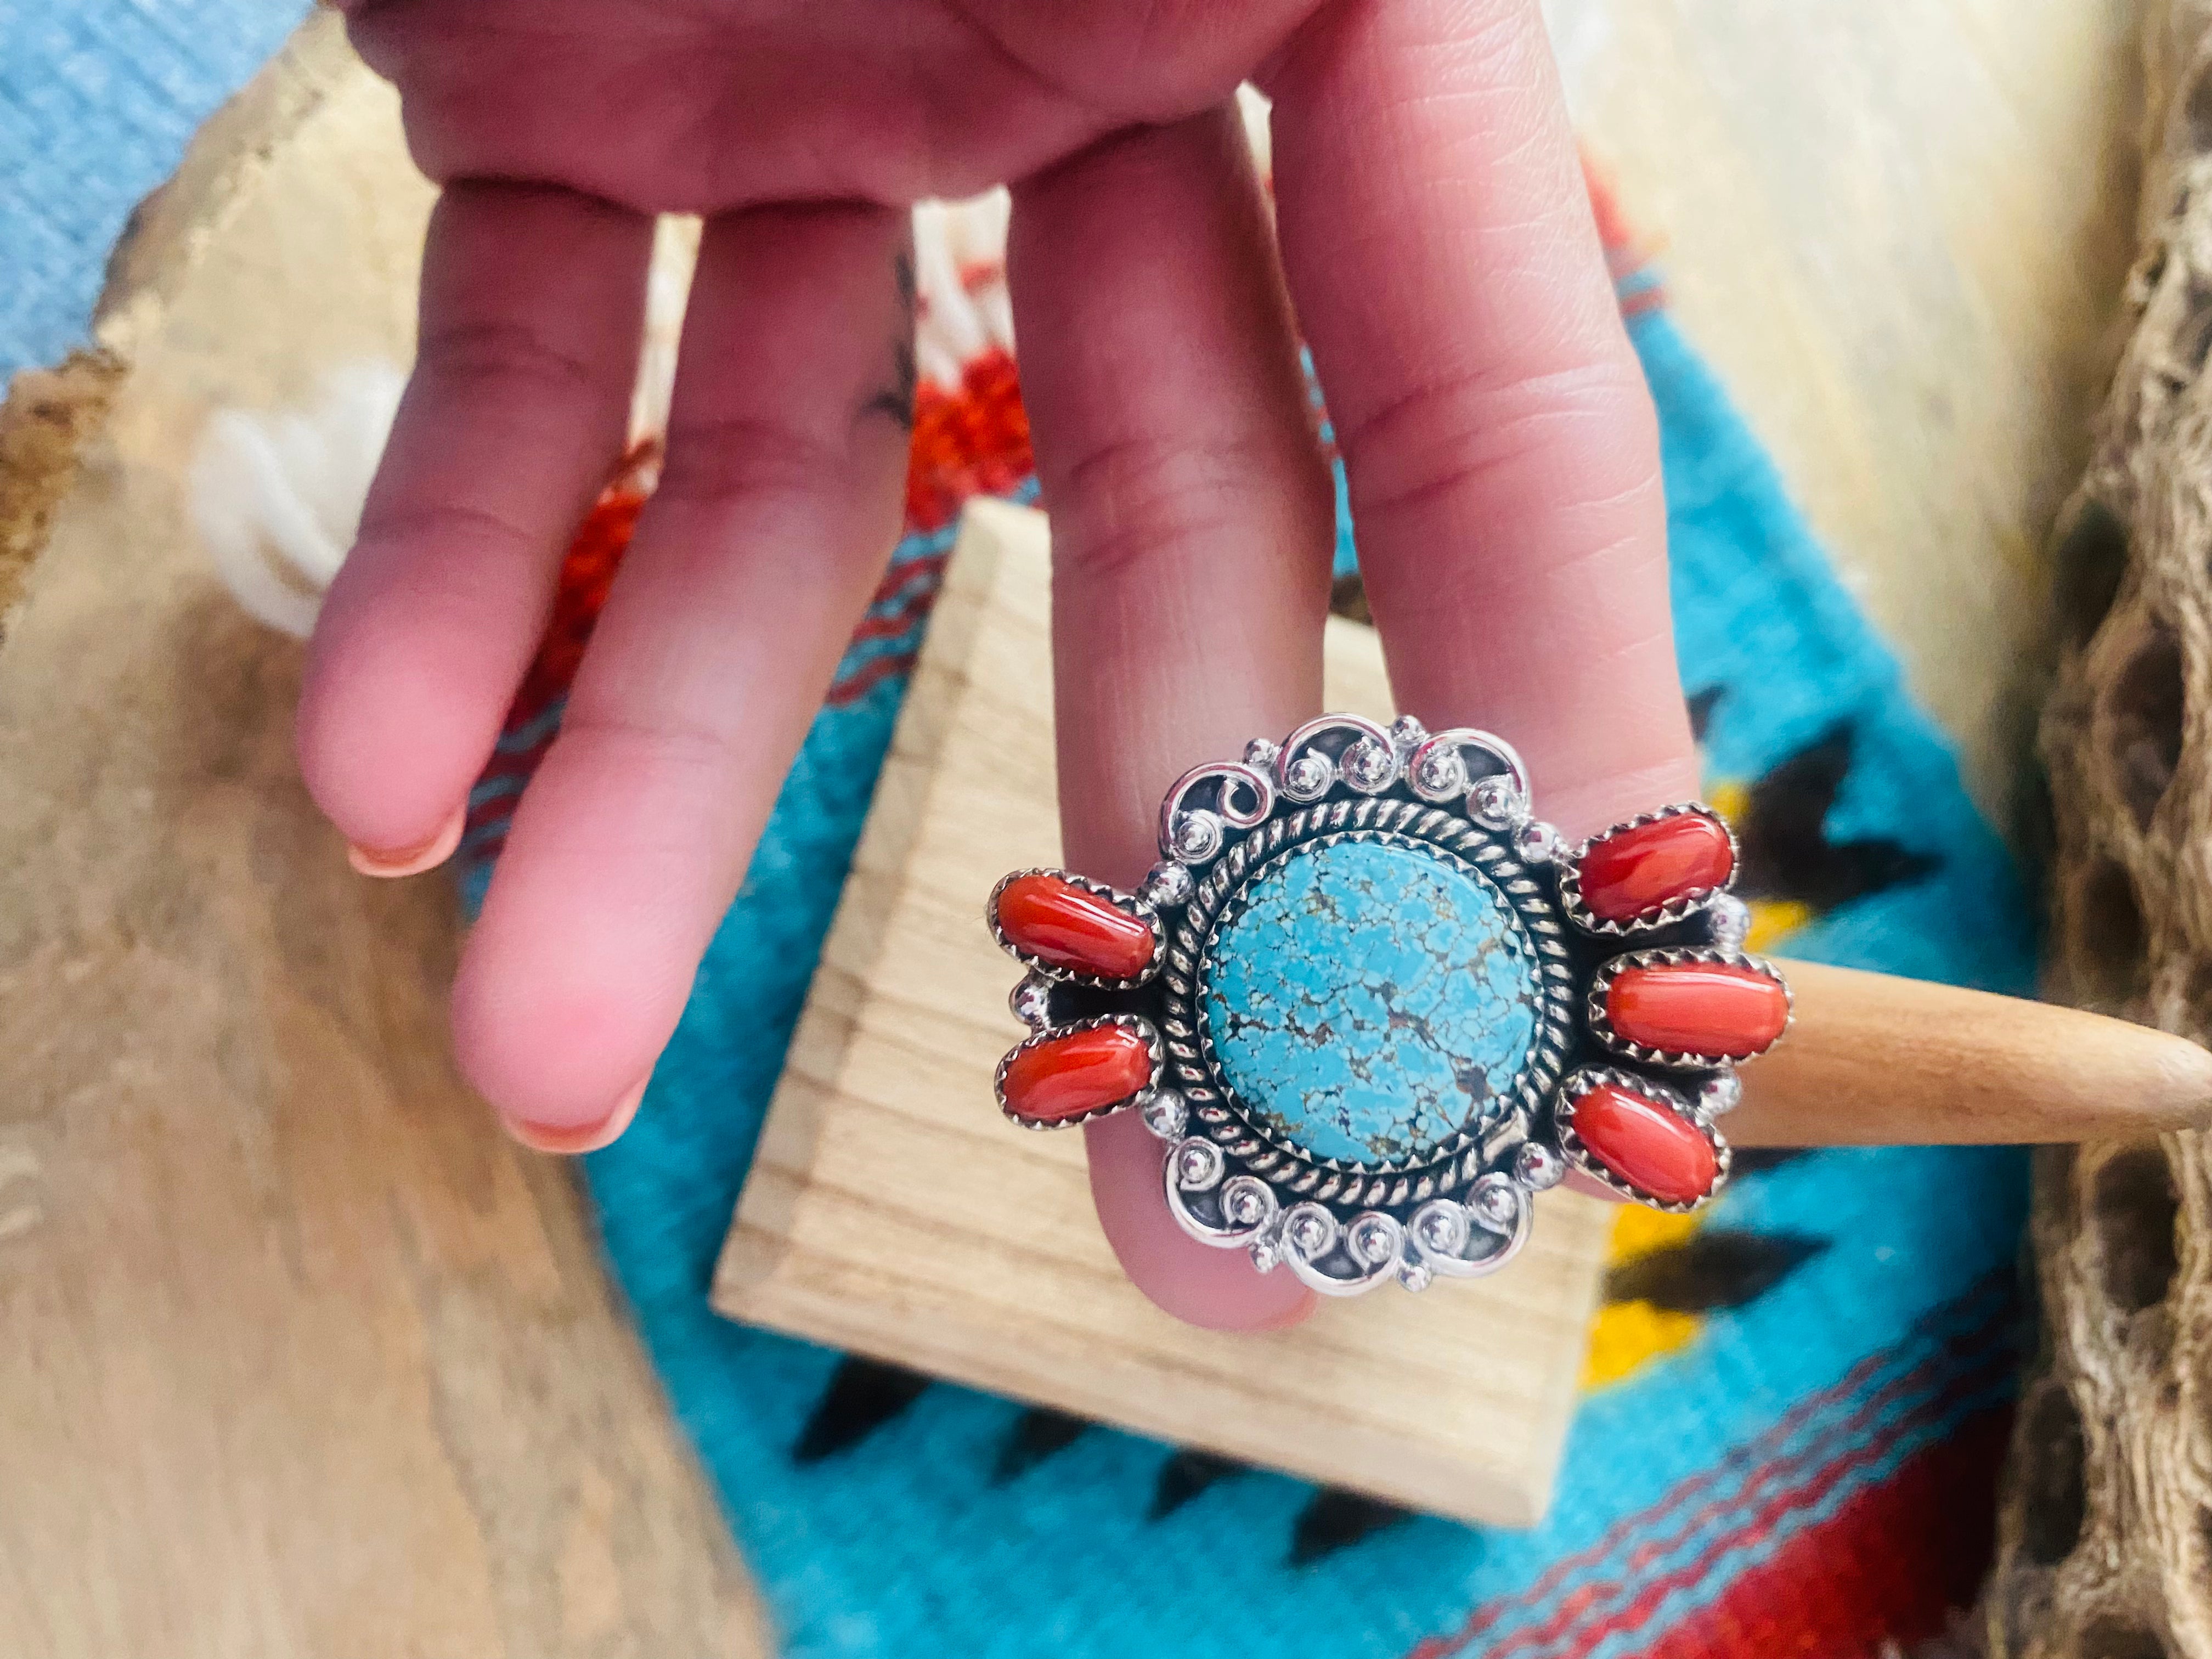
[347,806,465,878]
[500,1079,648,1156]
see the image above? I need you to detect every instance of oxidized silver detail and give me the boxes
[987,715,1780,1296]
[1513,1140,1567,1191]
[1706,893,1752,951]
[1139,860,1196,910]
[1009,974,1054,1031]
[1139,1086,1189,1141]
[1469,775,1528,831]
[1159,760,1275,866]
[1696,1070,1743,1119]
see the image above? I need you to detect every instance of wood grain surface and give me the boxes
[713,499,1616,1530]
[1559,0,2142,825]
[1736,960,2212,1146]
[0,20,768,1658]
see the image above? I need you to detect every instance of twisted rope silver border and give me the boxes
[1157,796,1575,1215]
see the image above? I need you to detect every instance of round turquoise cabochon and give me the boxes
[1199,837,1541,1167]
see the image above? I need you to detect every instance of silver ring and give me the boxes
[984,714,1790,1295]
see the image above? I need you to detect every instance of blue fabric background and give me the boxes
[0,0,306,377]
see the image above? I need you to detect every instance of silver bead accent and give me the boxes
[1696,1070,1742,1119]
[1415,1201,1468,1255]
[1347,1212,1401,1266]
[1138,1087,1188,1140]
[1008,975,1054,1030]
[1173,1139,1224,1191]
[1243,737,1282,769]
[1514,1141,1566,1191]
[1172,812,1220,861]
[1222,1175,1274,1227]
[1138,861,1195,910]
[1412,747,1467,800]
[1469,775,1527,830]
[1284,1204,1336,1257]
[1249,1233,1284,1273]
[1397,1258,1435,1293]
[1340,736,1395,793]
[1387,714,1429,751]
[1471,1173,1521,1228]
[1283,751,1332,800]
[1513,819,1564,866]
[1707,893,1752,951]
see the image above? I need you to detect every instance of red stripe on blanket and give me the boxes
[1488,1357,2011,1659]
[1635,1407,2008,1659]
[1404,1277,2012,1659]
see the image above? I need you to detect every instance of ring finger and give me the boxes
[1009,106,1336,1331]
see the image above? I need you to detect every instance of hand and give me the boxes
[299,0,1692,1331]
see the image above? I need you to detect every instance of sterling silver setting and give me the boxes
[984,715,1788,1295]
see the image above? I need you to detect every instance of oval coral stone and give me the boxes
[994,873,1155,979]
[1576,811,1735,923]
[1605,960,1790,1058]
[1000,1025,1155,1124]
[1568,1083,1718,1204]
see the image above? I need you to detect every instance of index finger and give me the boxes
[1262,0,1697,837]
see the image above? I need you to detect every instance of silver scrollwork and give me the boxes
[1273,713,1401,803]
[1165,1137,1286,1269]
[1158,761,1276,866]
[1276,1200,1406,1296]
[1408,1184,1531,1280]
[1408,726,1531,810]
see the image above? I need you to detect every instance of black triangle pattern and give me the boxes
[1149,1449,1250,1519]
[992,1408,1092,1484]
[1734,723,1938,911]
[1289,1489,1416,1565]
[792,1356,932,1464]
[1606,1228,1829,1314]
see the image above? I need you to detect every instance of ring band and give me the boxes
[985,715,1791,1296]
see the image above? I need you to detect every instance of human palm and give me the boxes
[306,0,1693,1331]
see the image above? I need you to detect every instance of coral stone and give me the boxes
[1200,839,1540,1166]
[994,873,1155,980]
[1605,960,1790,1059]
[1568,1083,1719,1204]
[1576,811,1735,923]
[1000,1025,1154,1123]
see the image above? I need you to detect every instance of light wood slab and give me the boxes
[713,499,1614,1530]
[0,20,767,1658]
[1559,0,2142,823]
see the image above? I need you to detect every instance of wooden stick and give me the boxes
[1735,960,2212,1146]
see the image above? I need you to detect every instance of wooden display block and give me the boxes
[712,500,1610,1528]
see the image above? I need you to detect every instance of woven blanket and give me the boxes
[459,187,2037,1658]
[0,0,304,378]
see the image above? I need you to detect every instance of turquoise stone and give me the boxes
[1200,839,1539,1166]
